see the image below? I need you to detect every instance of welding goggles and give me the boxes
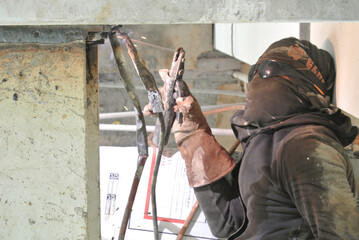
[248,59,327,97]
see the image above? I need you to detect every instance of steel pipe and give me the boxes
[99,124,234,136]
[99,103,245,120]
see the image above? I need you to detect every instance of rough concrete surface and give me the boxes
[0,0,359,25]
[0,42,99,239]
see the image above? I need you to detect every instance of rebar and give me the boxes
[109,31,149,240]
[116,31,166,240]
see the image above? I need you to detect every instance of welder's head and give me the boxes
[243,37,336,127]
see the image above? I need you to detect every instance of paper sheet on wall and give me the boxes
[100,146,217,240]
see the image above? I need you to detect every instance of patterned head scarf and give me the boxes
[248,37,336,110]
[231,37,358,146]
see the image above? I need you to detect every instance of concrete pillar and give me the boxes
[0,27,100,239]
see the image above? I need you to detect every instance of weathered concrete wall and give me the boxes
[0,37,100,239]
[0,0,359,25]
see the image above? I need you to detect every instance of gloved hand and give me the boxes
[144,72,236,188]
[172,93,236,188]
[172,95,210,144]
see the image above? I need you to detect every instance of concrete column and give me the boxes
[0,27,100,239]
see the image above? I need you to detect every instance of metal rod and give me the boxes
[99,104,245,137]
[109,33,148,155]
[99,103,245,120]
[99,124,235,136]
[203,105,244,116]
[176,201,199,240]
[117,32,164,113]
[228,139,241,155]
[119,155,147,239]
[117,31,165,240]
[109,31,149,240]
[232,70,249,83]
[99,82,247,97]
[150,114,165,240]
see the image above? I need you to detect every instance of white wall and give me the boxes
[310,22,359,118]
[214,23,300,65]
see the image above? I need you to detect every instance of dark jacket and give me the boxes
[195,111,359,239]
[194,37,359,239]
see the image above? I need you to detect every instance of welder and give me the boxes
[170,37,359,239]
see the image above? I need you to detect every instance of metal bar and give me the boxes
[119,155,147,239]
[109,32,148,156]
[99,104,245,135]
[109,31,149,240]
[100,111,137,120]
[150,115,165,240]
[116,30,165,240]
[176,201,199,240]
[232,70,249,83]
[117,32,163,113]
[202,105,244,116]
[99,124,235,136]
[100,82,247,97]
[99,103,245,120]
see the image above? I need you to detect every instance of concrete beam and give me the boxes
[0,0,358,25]
[0,27,100,239]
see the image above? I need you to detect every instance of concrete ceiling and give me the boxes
[0,0,359,25]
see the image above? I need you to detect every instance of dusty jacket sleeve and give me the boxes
[194,164,247,239]
[280,127,359,239]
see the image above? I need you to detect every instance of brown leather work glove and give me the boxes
[143,69,235,188]
[173,95,236,188]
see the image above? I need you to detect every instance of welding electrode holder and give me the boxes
[151,47,188,146]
